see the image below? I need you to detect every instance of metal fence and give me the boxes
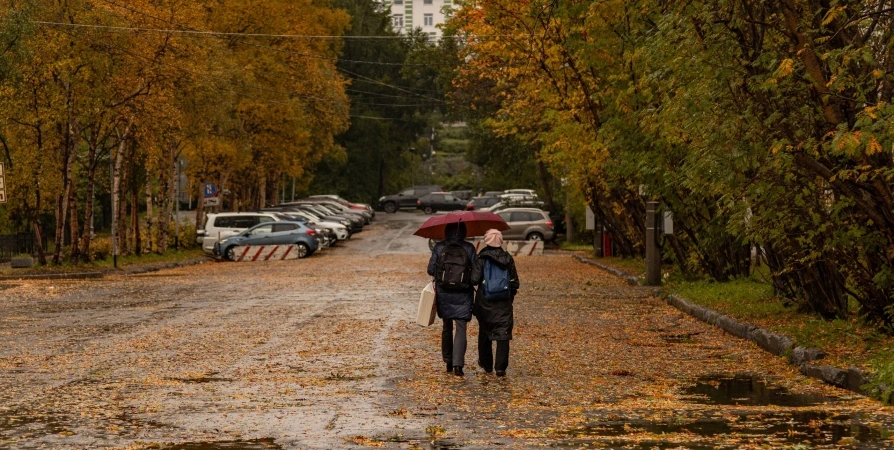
[0,233,39,262]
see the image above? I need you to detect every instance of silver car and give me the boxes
[495,208,555,241]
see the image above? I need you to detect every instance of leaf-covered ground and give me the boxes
[0,214,892,449]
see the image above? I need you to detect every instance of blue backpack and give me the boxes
[482,259,511,301]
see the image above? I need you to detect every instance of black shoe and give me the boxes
[478,361,493,373]
[446,363,453,372]
[495,370,506,377]
[453,366,464,376]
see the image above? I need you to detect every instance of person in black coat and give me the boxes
[427,222,476,376]
[471,229,519,377]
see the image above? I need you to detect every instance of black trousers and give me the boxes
[478,322,510,372]
[442,319,468,368]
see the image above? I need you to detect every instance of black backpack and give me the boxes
[436,242,472,291]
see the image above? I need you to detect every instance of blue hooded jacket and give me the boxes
[427,222,476,321]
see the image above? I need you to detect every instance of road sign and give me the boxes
[203,182,218,198]
[0,162,6,203]
[203,197,220,207]
[585,206,595,230]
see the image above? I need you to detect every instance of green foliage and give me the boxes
[304,0,447,204]
[448,0,894,326]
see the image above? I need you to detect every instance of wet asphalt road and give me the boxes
[1,211,894,449]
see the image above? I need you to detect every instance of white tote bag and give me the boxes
[416,282,437,326]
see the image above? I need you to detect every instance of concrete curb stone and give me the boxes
[0,256,211,281]
[572,253,882,399]
[0,271,104,281]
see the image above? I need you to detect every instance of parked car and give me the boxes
[416,192,467,214]
[271,213,333,249]
[495,208,555,241]
[214,221,319,260]
[499,194,546,209]
[378,185,442,213]
[282,202,364,232]
[504,189,537,197]
[267,209,350,241]
[450,190,473,201]
[197,212,281,254]
[307,194,375,219]
[466,196,501,211]
[302,198,372,223]
[484,190,505,197]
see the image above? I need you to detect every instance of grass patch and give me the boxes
[668,275,894,369]
[589,258,894,371]
[559,242,594,252]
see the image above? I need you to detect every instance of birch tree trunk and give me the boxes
[131,185,141,255]
[258,174,266,209]
[156,141,177,254]
[79,134,98,262]
[145,182,154,253]
[67,187,79,261]
[111,123,130,256]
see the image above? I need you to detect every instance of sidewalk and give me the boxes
[391,254,894,448]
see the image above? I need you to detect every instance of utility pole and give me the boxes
[110,155,117,268]
[645,201,660,286]
[174,159,180,249]
[410,147,416,186]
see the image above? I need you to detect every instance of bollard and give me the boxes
[645,201,661,286]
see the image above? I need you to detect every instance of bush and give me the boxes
[87,237,113,261]
[176,220,198,249]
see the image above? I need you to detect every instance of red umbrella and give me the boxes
[413,211,510,239]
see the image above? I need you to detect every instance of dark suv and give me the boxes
[379,185,442,213]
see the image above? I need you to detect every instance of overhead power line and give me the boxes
[33,20,491,40]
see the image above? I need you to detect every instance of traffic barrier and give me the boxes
[231,245,301,262]
[470,238,544,256]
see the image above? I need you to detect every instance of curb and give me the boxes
[118,257,212,275]
[0,271,104,281]
[572,254,878,399]
[571,254,640,286]
[0,256,212,281]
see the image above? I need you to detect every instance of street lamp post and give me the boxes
[410,147,416,186]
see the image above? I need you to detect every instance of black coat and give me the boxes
[427,224,476,321]
[471,246,519,340]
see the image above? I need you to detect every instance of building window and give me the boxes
[394,0,403,4]
[392,14,404,27]
[424,0,432,4]
[423,13,433,26]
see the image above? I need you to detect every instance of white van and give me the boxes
[197,212,281,254]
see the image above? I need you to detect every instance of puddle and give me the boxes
[557,410,893,448]
[167,377,232,384]
[161,439,281,449]
[660,332,699,343]
[683,374,835,406]
[129,273,183,278]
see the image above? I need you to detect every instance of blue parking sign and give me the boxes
[204,182,218,198]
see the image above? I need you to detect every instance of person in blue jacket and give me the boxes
[471,229,519,377]
[427,222,476,376]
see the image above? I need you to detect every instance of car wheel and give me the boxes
[423,206,434,214]
[526,232,544,241]
[225,246,238,261]
[295,242,310,258]
[383,202,397,214]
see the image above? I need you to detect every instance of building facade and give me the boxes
[384,0,453,39]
